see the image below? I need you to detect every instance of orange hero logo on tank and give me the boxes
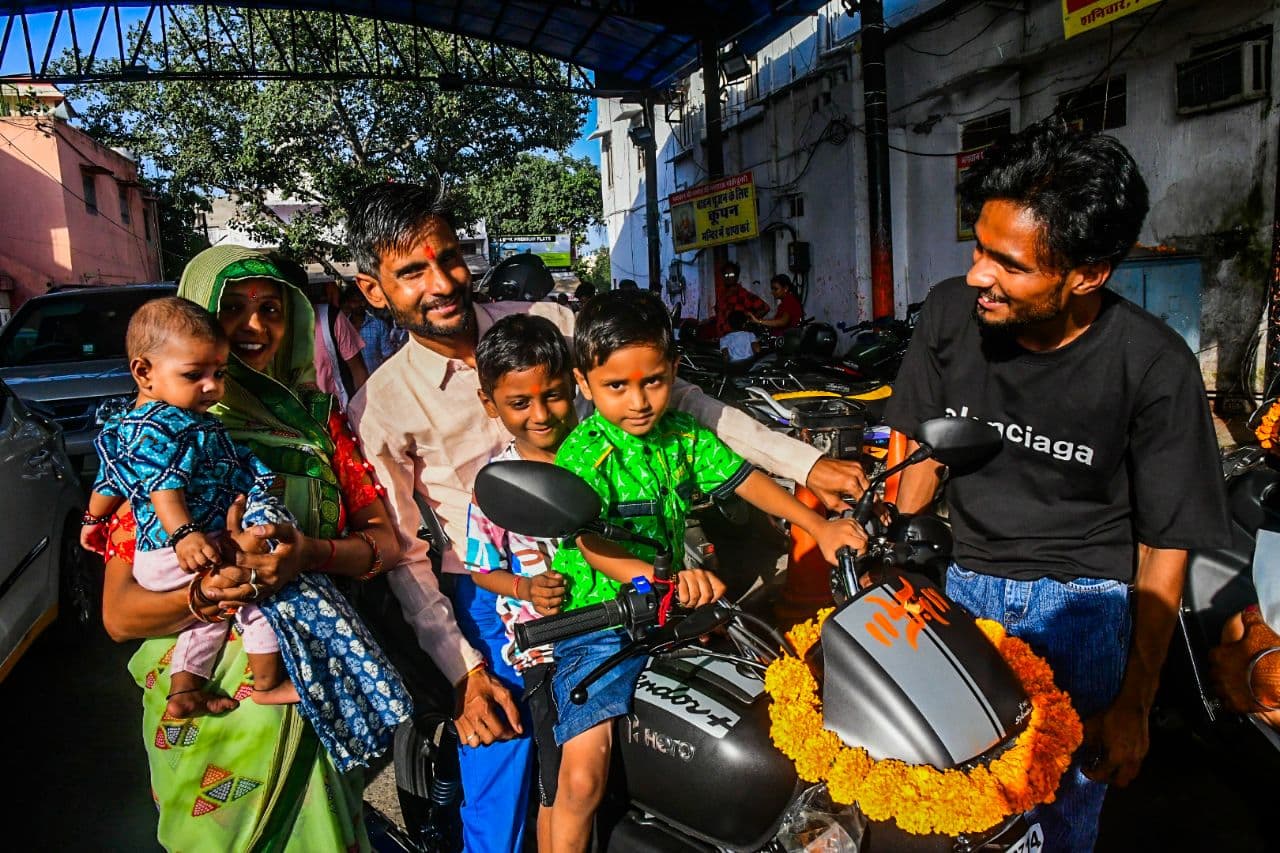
[864,576,951,650]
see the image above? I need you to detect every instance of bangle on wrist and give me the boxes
[187,571,226,624]
[512,574,523,601]
[1247,647,1280,711]
[81,511,111,526]
[352,530,385,581]
[453,661,487,689]
[318,538,337,572]
[170,522,201,550]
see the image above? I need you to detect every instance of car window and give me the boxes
[0,291,169,367]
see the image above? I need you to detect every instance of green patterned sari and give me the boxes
[126,245,368,851]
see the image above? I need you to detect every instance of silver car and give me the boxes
[0,283,175,470]
[0,377,92,682]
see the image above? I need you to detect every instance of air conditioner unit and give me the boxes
[1176,39,1270,115]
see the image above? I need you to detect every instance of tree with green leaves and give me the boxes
[465,152,603,253]
[58,8,589,267]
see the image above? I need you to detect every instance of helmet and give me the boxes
[478,254,555,302]
[780,321,837,358]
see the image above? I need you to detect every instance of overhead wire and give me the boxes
[864,2,1166,159]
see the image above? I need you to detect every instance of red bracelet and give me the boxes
[318,538,337,572]
[512,573,522,601]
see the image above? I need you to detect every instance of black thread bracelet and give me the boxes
[170,522,202,550]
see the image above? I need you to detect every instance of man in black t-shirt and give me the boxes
[886,122,1230,851]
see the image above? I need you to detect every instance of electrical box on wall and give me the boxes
[788,241,811,273]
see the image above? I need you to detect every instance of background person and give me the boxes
[342,285,403,374]
[751,273,804,334]
[101,245,404,851]
[311,283,369,407]
[712,260,767,339]
[719,309,758,366]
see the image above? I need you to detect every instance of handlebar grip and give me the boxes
[516,600,623,649]
[835,545,859,599]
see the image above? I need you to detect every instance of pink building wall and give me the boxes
[0,116,162,309]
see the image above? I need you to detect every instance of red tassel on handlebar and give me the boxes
[655,577,677,626]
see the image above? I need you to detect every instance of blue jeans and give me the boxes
[946,564,1132,853]
[551,627,647,745]
[450,576,534,853]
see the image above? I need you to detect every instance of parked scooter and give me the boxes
[465,417,1052,852]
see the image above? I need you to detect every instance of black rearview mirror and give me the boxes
[916,417,1003,469]
[473,460,600,538]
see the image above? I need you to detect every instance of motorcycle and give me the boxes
[835,301,923,385]
[465,416,1052,852]
[1167,405,1280,761]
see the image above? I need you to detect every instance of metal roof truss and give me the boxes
[0,3,598,94]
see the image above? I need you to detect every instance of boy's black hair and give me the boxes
[345,181,459,277]
[573,289,675,370]
[476,313,573,395]
[959,119,1149,273]
[728,310,748,331]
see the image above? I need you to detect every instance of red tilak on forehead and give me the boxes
[530,384,542,396]
[629,370,644,382]
[424,244,437,261]
[246,285,259,300]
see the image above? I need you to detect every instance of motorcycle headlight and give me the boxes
[94,394,135,426]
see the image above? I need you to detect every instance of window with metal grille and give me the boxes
[1177,29,1271,115]
[960,110,1011,152]
[1057,76,1127,131]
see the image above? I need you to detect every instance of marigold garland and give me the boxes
[1255,399,1280,450]
[764,609,1082,838]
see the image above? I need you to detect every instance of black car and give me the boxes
[0,282,176,470]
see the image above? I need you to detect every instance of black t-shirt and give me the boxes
[884,277,1231,582]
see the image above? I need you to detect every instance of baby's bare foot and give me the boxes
[166,688,240,719]
[250,681,300,706]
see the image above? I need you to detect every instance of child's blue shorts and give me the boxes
[552,627,647,745]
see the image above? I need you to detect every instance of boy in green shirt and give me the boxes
[548,290,867,851]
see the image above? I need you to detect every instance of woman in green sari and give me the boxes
[101,245,404,851]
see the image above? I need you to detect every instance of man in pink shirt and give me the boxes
[313,298,369,408]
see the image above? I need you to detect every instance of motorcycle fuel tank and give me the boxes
[820,572,1030,768]
[617,654,799,852]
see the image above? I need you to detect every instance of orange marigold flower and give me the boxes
[763,611,1082,837]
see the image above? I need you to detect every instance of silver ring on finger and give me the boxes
[249,568,258,586]
[467,733,480,744]
[249,581,262,601]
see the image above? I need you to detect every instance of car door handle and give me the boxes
[26,449,51,466]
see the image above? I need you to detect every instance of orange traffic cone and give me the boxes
[883,429,908,504]
[775,432,911,624]
[774,484,834,624]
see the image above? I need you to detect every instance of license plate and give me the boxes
[1006,822,1044,853]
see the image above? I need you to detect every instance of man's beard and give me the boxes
[973,276,1068,337]
[389,288,475,339]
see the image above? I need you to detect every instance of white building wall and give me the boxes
[598,0,1278,394]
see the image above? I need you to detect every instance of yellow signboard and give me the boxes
[1063,0,1161,39]
[668,171,759,253]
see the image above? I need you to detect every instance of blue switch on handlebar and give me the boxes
[632,577,651,593]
